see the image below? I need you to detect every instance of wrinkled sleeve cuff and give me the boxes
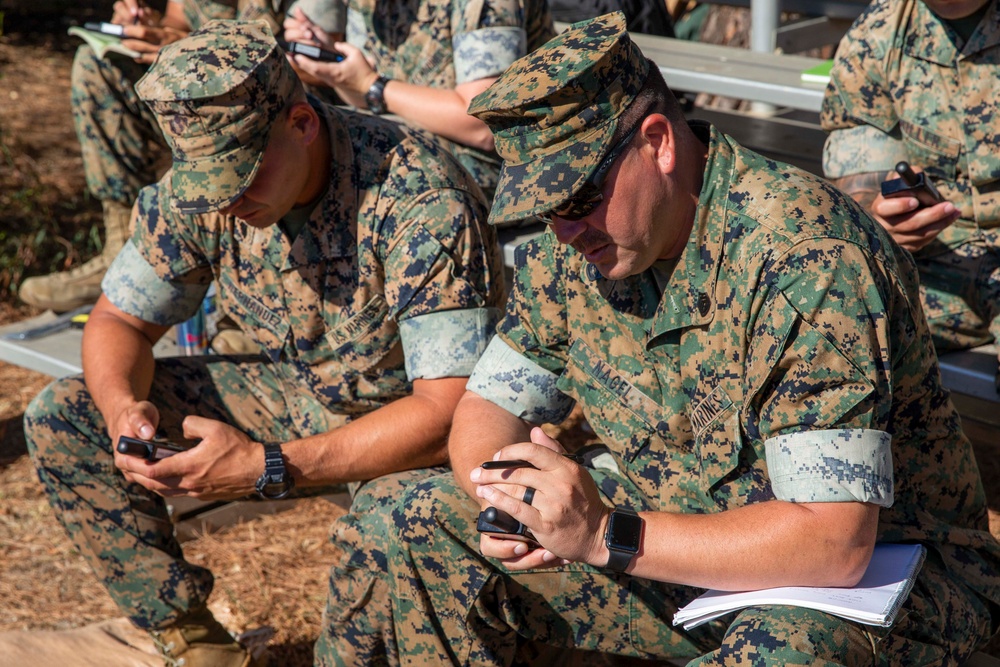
[467,336,574,424]
[823,126,907,178]
[454,26,526,83]
[102,240,207,325]
[766,428,893,507]
[400,307,499,379]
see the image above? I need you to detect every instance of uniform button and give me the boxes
[586,263,599,281]
[698,292,711,316]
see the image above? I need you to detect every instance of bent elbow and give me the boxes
[831,543,876,587]
[463,124,496,153]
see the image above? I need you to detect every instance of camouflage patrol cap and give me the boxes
[468,11,648,226]
[135,19,300,215]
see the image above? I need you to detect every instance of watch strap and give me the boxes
[255,442,293,499]
[365,75,390,115]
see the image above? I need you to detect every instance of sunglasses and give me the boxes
[537,123,641,225]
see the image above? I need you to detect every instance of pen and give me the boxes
[84,21,126,37]
[480,453,584,470]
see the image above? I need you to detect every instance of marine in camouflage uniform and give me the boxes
[23,20,502,667]
[343,0,556,198]
[377,12,1000,665]
[18,0,340,313]
[821,0,1000,384]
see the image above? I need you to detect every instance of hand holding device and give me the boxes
[880,161,943,208]
[117,435,185,461]
[480,453,583,470]
[476,506,540,546]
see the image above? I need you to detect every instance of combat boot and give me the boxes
[210,315,261,355]
[149,605,266,667]
[18,200,131,312]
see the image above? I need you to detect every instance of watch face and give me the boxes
[607,510,643,553]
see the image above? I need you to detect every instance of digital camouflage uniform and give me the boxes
[346,0,556,198]
[25,19,503,653]
[382,14,1000,666]
[821,0,1000,373]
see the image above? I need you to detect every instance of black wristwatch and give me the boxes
[255,443,294,499]
[604,507,643,572]
[365,75,390,114]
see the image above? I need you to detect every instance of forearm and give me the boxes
[382,80,496,152]
[448,391,531,498]
[627,499,878,590]
[161,1,191,32]
[81,297,165,424]
[831,171,887,212]
[281,377,467,486]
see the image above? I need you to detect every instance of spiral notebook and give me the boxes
[673,543,926,630]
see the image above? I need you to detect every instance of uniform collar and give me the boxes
[284,104,359,270]
[647,121,730,346]
[906,0,1000,65]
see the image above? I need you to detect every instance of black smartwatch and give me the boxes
[255,443,294,499]
[604,507,643,572]
[365,75,390,115]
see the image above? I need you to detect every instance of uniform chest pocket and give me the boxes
[899,119,961,183]
[324,295,400,373]
[557,340,669,464]
[691,385,744,494]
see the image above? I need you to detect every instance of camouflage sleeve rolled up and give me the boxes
[467,336,575,423]
[494,232,571,375]
[101,240,209,325]
[464,233,579,423]
[400,307,499,379]
[823,126,908,179]
[378,183,501,316]
[765,429,894,506]
[820,1,900,177]
[119,179,216,322]
[748,236,902,503]
[452,0,532,84]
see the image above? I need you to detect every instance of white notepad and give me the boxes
[673,543,926,630]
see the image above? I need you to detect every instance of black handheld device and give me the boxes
[476,506,539,545]
[480,453,584,470]
[277,39,344,63]
[880,161,944,208]
[116,435,186,461]
[83,21,126,37]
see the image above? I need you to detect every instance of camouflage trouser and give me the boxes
[917,230,1000,378]
[313,466,447,667]
[385,472,994,666]
[71,44,166,207]
[23,354,391,630]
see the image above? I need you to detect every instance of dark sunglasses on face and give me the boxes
[537,122,642,225]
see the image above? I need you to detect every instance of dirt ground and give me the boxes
[2,4,1000,665]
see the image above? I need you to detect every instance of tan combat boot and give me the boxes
[18,200,132,312]
[149,605,267,667]
[210,315,261,355]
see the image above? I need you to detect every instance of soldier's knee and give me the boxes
[23,376,95,458]
[391,474,471,549]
